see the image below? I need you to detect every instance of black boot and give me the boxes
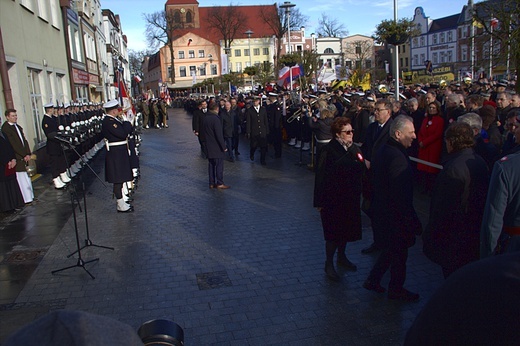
[325,261,340,282]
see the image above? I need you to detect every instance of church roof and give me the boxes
[171,4,278,46]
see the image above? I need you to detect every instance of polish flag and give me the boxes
[490,18,499,29]
[134,75,142,83]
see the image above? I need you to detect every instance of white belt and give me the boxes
[105,140,127,151]
[316,139,331,144]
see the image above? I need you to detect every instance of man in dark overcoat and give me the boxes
[192,100,208,158]
[101,100,133,212]
[363,115,422,301]
[246,96,269,165]
[361,99,394,253]
[203,102,229,189]
[266,92,283,158]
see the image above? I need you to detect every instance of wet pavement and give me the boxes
[0,108,444,345]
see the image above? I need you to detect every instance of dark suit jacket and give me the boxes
[192,108,207,140]
[361,118,393,163]
[1,122,31,172]
[371,138,422,248]
[203,111,226,159]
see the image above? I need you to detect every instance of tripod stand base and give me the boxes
[52,257,99,279]
[67,239,115,258]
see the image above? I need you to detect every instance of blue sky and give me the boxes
[101,0,471,51]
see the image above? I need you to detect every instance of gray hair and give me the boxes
[447,94,461,106]
[407,98,418,106]
[390,115,413,139]
[458,112,482,130]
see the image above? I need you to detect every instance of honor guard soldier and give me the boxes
[101,100,134,213]
[246,95,269,165]
[42,103,69,189]
[266,92,283,158]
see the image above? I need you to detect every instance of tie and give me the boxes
[375,124,383,139]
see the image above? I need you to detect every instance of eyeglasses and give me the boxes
[374,108,387,112]
[341,130,354,135]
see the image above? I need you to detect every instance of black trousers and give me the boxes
[367,243,408,292]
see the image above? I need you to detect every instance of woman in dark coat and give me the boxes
[314,117,366,281]
[423,122,489,278]
[0,124,24,212]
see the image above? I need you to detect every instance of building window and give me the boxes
[27,68,45,144]
[189,66,196,76]
[244,49,250,57]
[296,45,302,52]
[263,48,269,55]
[186,11,192,23]
[420,54,425,65]
[188,50,195,58]
[420,36,425,47]
[433,52,438,64]
[180,66,186,77]
[447,51,453,62]
[355,60,361,69]
[37,0,49,21]
[413,54,418,66]
[211,64,217,75]
[440,52,445,63]
[447,31,453,42]
[20,0,34,12]
[433,34,437,44]
[355,46,362,55]
[236,62,242,72]
[461,46,468,61]
[440,33,445,43]
[245,61,251,67]
[254,48,260,56]
[234,49,241,57]
[324,48,334,54]
[365,60,372,69]
[178,51,185,59]
[413,38,418,48]
[400,58,403,67]
[405,57,409,66]
[200,65,206,76]
[198,50,205,58]
[345,61,352,69]
[167,66,172,79]
[173,11,181,23]
[402,45,406,53]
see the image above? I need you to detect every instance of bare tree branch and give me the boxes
[206,4,248,50]
[317,13,348,38]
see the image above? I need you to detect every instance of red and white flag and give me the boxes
[187,38,192,46]
[491,18,499,29]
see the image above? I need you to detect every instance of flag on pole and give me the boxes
[277,65,304,87]
[490,18,499,28]
[187,38,192,46]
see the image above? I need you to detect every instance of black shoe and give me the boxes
[388,288,419,302]
[337,258,357,271]
[324,262,340,282]
[234,151,240,156]
[363,279,386,293]
[361,243,380,254]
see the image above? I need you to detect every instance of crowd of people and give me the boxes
[181,77,519,302]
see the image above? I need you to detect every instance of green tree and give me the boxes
[472,0,519,90]
[373,18,419,45]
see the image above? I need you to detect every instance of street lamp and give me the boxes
[208,54,214,94]
[280,1,296,91]
[245,29,254,92]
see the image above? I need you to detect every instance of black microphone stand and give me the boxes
[52,137,99,279]
[61,136,115,256]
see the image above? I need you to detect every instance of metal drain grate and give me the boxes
[3,250,45,263]
[196,271,232,290]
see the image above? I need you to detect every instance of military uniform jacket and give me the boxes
[42,115,62,156]
[266,102,283,130]
[1,122,31,172]
[246,106,269,138]
[101,115,133,183]
[481,152,520,257]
